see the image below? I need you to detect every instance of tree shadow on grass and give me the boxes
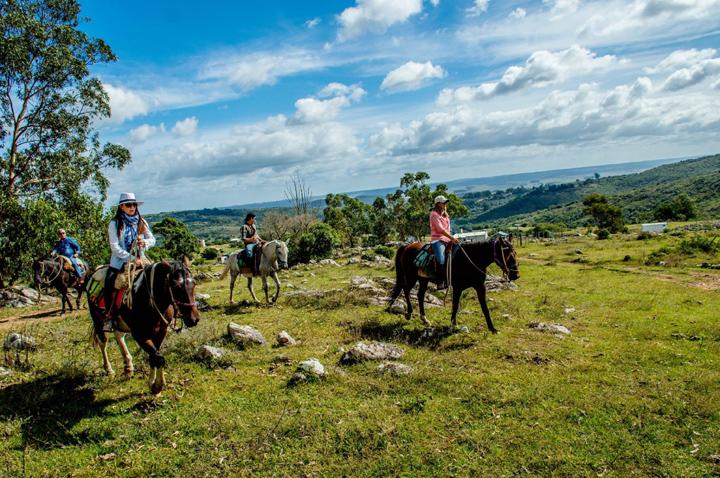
[348,318,476,351]
[0,374,124,450]
[222,301,257,315]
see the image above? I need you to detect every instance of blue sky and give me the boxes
[81,0,720,213]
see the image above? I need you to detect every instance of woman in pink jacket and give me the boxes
[429,195,459,289]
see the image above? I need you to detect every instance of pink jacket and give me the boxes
[430,210,451,243]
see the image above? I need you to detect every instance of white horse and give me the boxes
[220,240,289,304]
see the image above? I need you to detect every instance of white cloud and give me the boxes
[430,0,441,6]
[337,0,423,40]
[294,83,366,123]
[661,58,720,91]
[509,8,527,19]
[543,0,580,16]
[374,77,720,156]
[129,123,165,143]
[438,45,616,104]
[305,17,321,28]
[466,0,489,17]
[104,84,153,124]
[172,117,199,137]
[380,61,447,92]
[645,48,717,73]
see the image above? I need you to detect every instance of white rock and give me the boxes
[341,341,405,363]
[528,322,571,335]
[196,293,211,300]
[227,323,266,347]
[377,362,413,376]
[3,332,36,351]
[319,259,340,267]
[0,367,12,376]
[196,345,225,360]
[297,358,325,377]
[563,307,576,315]
[276,331,297,347]
[347,257,361,265]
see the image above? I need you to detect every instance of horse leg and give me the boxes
[417,279,431,326]
[403,281,415,321]
[114,332,134,377]
[247,277,260,303]
[270,272,281,303]
[262,276,270,304]
[474,285,497,334]
[450,287,463,328]
[95,330,114,375]
[229,271,237,304]
[137,338,166,394]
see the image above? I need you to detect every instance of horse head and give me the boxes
[275,240,289,269]
[265,240,289,270]
[492,235,520,281]
[168,257,200,328]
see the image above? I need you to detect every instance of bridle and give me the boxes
[492,237,519,278]
[146,263,198,333]
[36,258,63,285]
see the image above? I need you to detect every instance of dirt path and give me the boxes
[0,307,70,329]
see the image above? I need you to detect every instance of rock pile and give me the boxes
[341,341,404,364]
[0,287,57,308]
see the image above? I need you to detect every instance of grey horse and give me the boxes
[220,240,289,304]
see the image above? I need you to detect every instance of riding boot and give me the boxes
[436,265,447,290]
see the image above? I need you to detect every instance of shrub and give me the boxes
[637,231,653,240]
[373,245,395,259]
[597,229,611,240]
[679,236,719,255]
[290,223,340,264]
[201,248,220,260]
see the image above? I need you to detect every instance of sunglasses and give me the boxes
[122,203,138,208]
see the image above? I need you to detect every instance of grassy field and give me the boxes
[1,230,719,477]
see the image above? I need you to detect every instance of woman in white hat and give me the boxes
[429,195,459,289]
[103,192,156,320]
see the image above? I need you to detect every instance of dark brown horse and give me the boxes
[87,259,200,394]
[33,257,89,314]
[388,236,519,331]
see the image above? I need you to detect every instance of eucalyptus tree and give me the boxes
[0,0,130,286]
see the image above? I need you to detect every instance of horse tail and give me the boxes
[219,254,233,280]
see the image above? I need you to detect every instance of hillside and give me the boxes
[463,154,720,228]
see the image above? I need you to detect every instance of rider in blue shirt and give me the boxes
[51,229,83,279]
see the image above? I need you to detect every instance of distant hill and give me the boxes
[462,154,720,228]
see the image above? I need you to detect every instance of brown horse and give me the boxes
[388,236,519,331]
[33,257,89,314]
[87,258,200,394]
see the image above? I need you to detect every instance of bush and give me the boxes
[679,236,719,255]
[290,223,340,264]
[597,229,611,240]
[637,231,653,240]
[373,245,395,259]
[201,248,220,260]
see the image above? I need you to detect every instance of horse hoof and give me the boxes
[490,328,498,335]
[124,369,134,379]
[105,369,115,376]
[150,383,163,395]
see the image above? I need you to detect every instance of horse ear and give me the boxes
[182,255,191,267]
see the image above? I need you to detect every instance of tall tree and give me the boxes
[0,0,130,286]
[151,217,201,260]
[582,193,624,233]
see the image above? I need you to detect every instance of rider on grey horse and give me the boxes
[241,213,263,270]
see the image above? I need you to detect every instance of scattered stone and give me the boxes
[308,259,317,264]
[457,325,470,333]
[659,261,667,266]
[486,274,519,291]
[373,255,392,265]
[0,367,12,377]
[528,253,539,257]
[387,302,406,315]
[196,345,225,360]
[378,277,396,288]
[319,259,340,266]
[290,372,307,383]
[347,257,361,265]
[575,249,584,255]
[0,286,57,308]
[276,331,297,347]
[350,276,385,295]
[227,323,266,347]
[708,454,720,464]
[3,332,36,351]
[563,307,576,315]
[528,322,571,335]
[197,298,210,311]
[377,361,413,376]
[341,341,405,364]
[196,293,210,300]
[194,271,221,281]
[501,314,511,319]
[286,283,296,289]
[297,358,325,377]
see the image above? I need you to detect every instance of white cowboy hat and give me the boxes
[117,192,144,206]
[433,195,449,204]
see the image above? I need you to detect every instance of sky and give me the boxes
[80,0,720,213]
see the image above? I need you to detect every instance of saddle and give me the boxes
[239,242,264,274]
[414,243,452,280]
[86,263,146,310]
[57,255,86,274]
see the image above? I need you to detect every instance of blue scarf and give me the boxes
[121,212,140,252]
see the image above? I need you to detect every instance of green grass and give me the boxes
[1,232,719,477]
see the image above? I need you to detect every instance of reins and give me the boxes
[38,259,64,285]
[145,262,197,333]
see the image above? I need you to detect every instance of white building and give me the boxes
[641,222,667,233]
[455,230,489,242]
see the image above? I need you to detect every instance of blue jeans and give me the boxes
[431,240,448,265]
[68,257,82,277]
[245,243,256,259]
